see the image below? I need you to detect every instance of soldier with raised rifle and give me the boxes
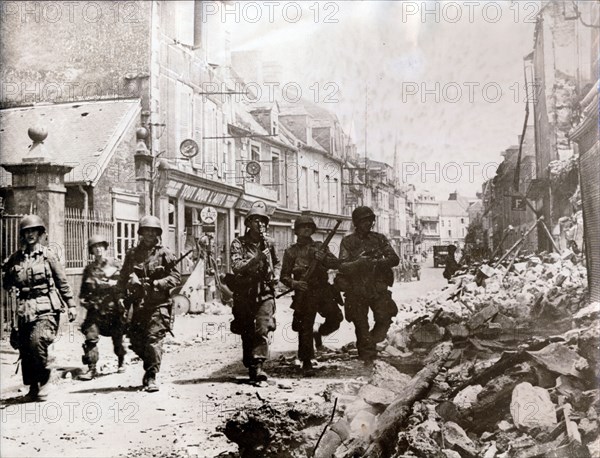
[228,207,280,383]
[280,216,342,376]
[118,215,181,392]
[337,206,400,366]
[78,235,126,380]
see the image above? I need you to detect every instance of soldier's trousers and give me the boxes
[232,293,276,368]
[292,290,343,362]
[128,305,170,375]
[81,310,126,366]
[18,313,59,387]
[344,290,397,361]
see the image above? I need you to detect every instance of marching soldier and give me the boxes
[2,215,77,400]
[118,215,181,392]
[280,216,342,376]
[229,207,280,383]
[337,206,400,365]
[79,235,126,380]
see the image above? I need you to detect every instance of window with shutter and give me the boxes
[178,82,193,155]
[166,78,178,158]
[204,99,218,167]
[177,1,195,46]
[193,94,203,166]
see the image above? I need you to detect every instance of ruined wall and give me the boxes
[0,1,152,108]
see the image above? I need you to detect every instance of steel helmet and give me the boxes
[19,215,46,234]
[352,206,375,224]
[294,215,317,233]
[88,234,109,253]
[245,207,270,226]
[138,215,163,235]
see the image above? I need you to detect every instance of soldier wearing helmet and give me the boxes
[280,216,342,376]
[229,205,280,383]
[1,215,77,401]
[78,235,126,380]
[117,215,181,392]
[337,206,400,366]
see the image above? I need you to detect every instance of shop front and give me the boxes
[161,168,242,276]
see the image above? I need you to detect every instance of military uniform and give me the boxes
[338,208,399,362]
[80,256,126,373]
[280,238,341,363]
[118,242,180,384]
[230,230,279,375]
[2,243,75,392]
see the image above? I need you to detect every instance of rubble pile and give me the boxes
[387,253,588,350]
[312,316,599,457]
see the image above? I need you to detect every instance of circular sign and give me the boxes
[180,139,199,158]
[246,160,261,176]
[200,206,217,224]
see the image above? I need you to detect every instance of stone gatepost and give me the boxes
[1,127,74,262]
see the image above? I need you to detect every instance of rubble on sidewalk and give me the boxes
[387,252,589,351]
[219,247,598,458]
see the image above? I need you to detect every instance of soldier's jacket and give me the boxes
[338,232,400,295]
[230,233,280,293]
[280,239,338,291]
[2,243,74,322]
[80,257,121,313]
[117,243,181,305]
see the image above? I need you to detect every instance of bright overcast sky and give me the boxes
[229,1,536,199]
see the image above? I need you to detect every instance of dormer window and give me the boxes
[272,119,278,136]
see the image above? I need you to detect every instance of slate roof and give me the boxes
[0,99,141,187]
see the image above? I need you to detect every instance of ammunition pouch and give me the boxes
[17,296,53,322]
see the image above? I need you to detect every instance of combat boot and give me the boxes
[255,363,268,382]
[24,383,40,401]
[144,371,159,392]
[79,365,97,381]
[302,360,316,377]
[117,356,126,373]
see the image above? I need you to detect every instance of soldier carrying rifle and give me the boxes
[117,215,181,392]
[337,206,400,366]
[79,235,126,380]
[280,216,343,376]
[228,207,280,383]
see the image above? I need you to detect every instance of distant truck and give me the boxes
[433,245,449,268]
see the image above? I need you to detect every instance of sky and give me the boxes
[228,1,537,199]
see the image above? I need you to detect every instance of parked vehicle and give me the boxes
[433,245,449,268]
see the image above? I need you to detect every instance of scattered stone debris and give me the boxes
[219,248,598,458]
